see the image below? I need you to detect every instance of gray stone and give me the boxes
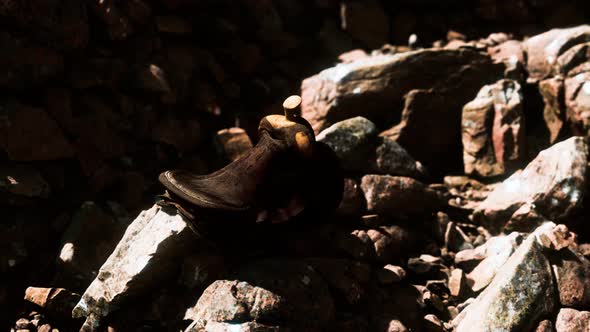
[316,116,377,172]
[454,231,555,332]
[72,205,197,330]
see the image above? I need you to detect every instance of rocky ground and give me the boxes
[3,1,590,332]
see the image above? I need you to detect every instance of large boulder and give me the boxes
[565,71,590,136]
[454,228,555,331]
[301,49,503,133]
[72,205,197,331]
[360,175,445,218]
[551,248,590,309]
[462,79,526,177]
[473,136,588,233]
[523,25,590,82]
[539,77,567,144]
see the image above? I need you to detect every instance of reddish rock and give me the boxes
[306,258,371,306]
[552,249,590,308]
[0,101,74,161]
[539,77,566,144]
[487,40,525,78]
[474,137,588,233]
[449,268,468,298]
[214,127,253,162]
[367,225,414,263]
[555,308,590,332]
[340,0,389,49]
[565,71,590,136]
[24,288,80,318]
[555,42,590,76]
[301,49,502,134]
[185,260,334,330]
[360,175,444,218]
[524,25,590,82]
[0,165,49,200]
[462,79,526,177]
[377,264,406,284]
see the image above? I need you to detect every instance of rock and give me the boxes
[535,320,553,332]
[179,254,228,291]
[338,49,369,63]
[56,202,131,288]
[335,178,366,218]
[487,40,525,79]
[185,260,334,330]
[386,320,409,332]
[317,117,424,176]
[366,225,414,263]
[466,232,522,292]
[369,284,424,331]
[564,71,590,136]
[72,205,197,330]
[360,175,444,218]
[454,230,555,332]
[462,79,526,177]
[474,137,588,233]
[408,255,448,279]
[445,222,473,252]
[377,264,406,284]
[552,248,590,308]
[449,268,468,298]
[0,101,74,161]
[423,314,444,332]
[24,288,79,318]
[15,318,32,329]
[185,320,283,332]
[340,0,389,49]
[535,223,576,251]
[37,324,52,332]
[316,116,378,172]
[555,42,590,76]
[524,25,590,82]
[135,64,172,93]
[214,127,253,162]
[374,137,426,178]
[306,258,371,306]
[539,77,567,144]
[301,49,502,134]
[555,308,590,332]
[0,165,50,201]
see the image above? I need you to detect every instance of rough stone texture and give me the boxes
[185,320,284,332]
[555,42,590,76]
[316,116,378,172]
[487,40,525,79]
[24,287,79,318]
[565,71,590,136]
[360,175,444,218]
[317,116,424,176]
[72,205,197,330]
[552,248,590,308]
[185,260,334,330]
[474,137,588,233]
[366,225,414,263]
[214,127,253,162]
[555,308,590,332]
[374,137,426,178]
[535,320,554,332]
[466,232,522,292]
[462,79,526,177]
[539,77,566,144]
[455,232,555,332]
[301,49,502,134]
[524,25,590,82]
[55,202,131,288]
[0,101,74,161]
